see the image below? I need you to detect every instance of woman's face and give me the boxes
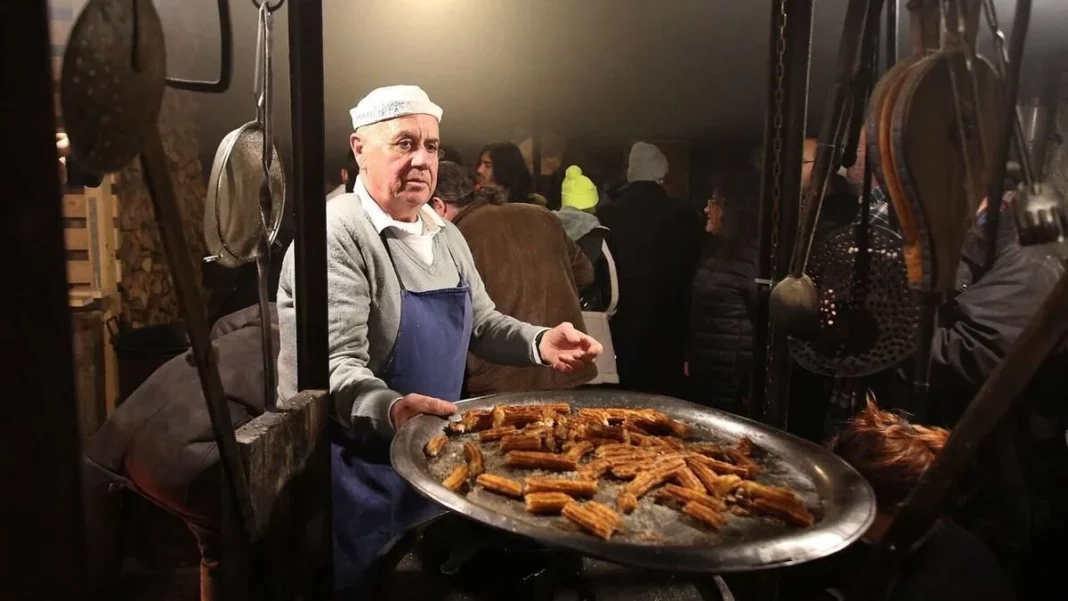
[476,152,496,186]
[704,194,725,234]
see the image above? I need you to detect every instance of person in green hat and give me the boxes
[556,165,608,264]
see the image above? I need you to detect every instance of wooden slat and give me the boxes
[66,260,92,284]
[62,195,85,218]
[64,227,89,250]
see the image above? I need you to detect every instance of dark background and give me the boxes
[64,0,1068,185]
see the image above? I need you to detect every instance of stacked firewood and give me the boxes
[115,90,207,328]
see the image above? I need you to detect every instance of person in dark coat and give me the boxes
[868,198,1068,597]
[785,399,1018,601]
[686,171,761,414]
[597,142,702,397]
[81,304,278,599]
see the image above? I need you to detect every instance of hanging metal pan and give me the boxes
[203,5,285,269]
[204,125,285,268]
[61,0,166,174]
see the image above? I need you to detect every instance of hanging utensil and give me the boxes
[61,0,259,577]
[254,1,278,412]
[203,1,285,410]
[976,0,1068,248]
[871,0,999,417]
[61,0,166,173]
[203,2,286,271]
[768,0,885,338]
[790,224,919,377]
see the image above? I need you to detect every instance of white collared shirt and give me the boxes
[355,176,445,265]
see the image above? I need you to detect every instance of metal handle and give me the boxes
[164,0,233,93]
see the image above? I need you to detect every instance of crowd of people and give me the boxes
[75,84,1067,601]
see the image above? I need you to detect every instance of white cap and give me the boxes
[349,85,443,130]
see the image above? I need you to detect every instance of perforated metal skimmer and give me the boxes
[790,224,919,377]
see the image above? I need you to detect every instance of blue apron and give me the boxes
[331,233,473,598]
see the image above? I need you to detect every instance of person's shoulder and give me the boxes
[325,194,377,241]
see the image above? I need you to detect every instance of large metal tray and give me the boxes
[392,390,875,573]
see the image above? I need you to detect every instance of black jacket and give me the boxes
[687,238,759,412]
[870,216,1067,581]
[597,182,702,395]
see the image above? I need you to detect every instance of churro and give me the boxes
[524,492,573,514]
[425,434,448,457]
[616,491,638,514]
[655,483,728,512]
[478,426,517,443]
[671,466,706,492]
[442,465,469,492]
[682,501,727,530]
[499,435,543,453]
[463,441,485,476]
[524,477,599,498]
[562,501,621,540]
[564,441,595,462]
[503,451,578,471]
[475,473,524,498]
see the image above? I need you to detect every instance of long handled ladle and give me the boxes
[769,0,885,338]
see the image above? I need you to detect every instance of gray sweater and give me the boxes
[276,191,544,440]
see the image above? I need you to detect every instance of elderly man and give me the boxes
[275,85,601,597]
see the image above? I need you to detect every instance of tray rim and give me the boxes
[391,390,876,573]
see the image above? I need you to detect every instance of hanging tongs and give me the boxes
[254,0,278,411]
[978,0,1067,252]
[164,0,233,93]
[768,0,886,338]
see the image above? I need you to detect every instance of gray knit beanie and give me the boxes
[627,142,669,183]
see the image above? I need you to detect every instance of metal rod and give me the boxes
[847,257,1068,600]
[139,131,257,546]
[886,0,899,71]
[289,0,329,392]
[786,0,885,280]
[983,0,1031,270]
[1,2,87,598]
[908,292,938,422]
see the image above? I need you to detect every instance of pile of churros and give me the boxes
[423,403,815,542]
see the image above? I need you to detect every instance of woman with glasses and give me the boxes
[685,169,761,414]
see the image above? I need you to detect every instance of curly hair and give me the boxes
[829,395,950,510]
[435,161,504,208]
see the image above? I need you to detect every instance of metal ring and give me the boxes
[252,0,285,13]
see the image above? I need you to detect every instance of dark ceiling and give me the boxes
[148,0,1067,177]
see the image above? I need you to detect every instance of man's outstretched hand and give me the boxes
[539,322,604,373]
[390,393,457,429]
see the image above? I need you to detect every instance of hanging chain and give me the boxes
[770,0,788,266]
[763,0,789,420]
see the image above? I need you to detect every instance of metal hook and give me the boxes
[252,0,286,14]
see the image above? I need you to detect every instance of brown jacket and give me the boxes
[453,200,596,394]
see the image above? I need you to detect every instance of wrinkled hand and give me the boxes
[539,322,603,373]
[390,393,456,429]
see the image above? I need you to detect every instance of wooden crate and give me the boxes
[64,175,121,413]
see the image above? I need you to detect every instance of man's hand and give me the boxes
[390,393,456,429]
[539,322,603,373]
